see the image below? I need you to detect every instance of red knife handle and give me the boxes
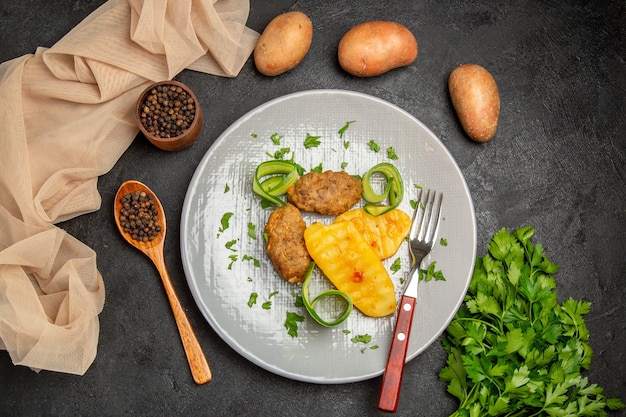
[378,294,417,412]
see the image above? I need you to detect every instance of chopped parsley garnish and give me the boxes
[387,147,399,160]
[242,254,260,267]
[440,237,448,246]
[285,311,305,337]
[419,261,445,282]
[218,212,233,233]
[225,239,237,251]
[367,140,380,152]
[267,147,291,159]
[294,162,305,176]
[247,292,258,307]
[293,293,304,308]
[224,183,230,193]
[390,257,402,274]
[340,161,348,170]
[343,141,350,149]
[270,132,283,145]
[304,133,322,149]
[311,163,323,173]
[351,334,372,344]
[338,120,356,138]
[227,254,238,270]
[247,222,257,239]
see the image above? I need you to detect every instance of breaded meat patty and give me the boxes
[287,170,363,215]
[264,203,311,284]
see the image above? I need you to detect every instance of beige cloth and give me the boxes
[0,0,259,375]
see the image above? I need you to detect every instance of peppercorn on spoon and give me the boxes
[114,180,212,385]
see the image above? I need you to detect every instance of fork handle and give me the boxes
[378,294,416,412]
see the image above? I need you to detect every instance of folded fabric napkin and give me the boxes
[0,0,258,375]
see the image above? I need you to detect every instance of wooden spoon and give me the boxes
[114,180,212,384]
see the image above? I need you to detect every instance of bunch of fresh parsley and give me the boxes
[440,226,624,416]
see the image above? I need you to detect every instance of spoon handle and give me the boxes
[152,252,212,384]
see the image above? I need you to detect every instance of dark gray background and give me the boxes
[1,1,624,416]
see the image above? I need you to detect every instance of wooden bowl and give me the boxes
[135,80,203,151]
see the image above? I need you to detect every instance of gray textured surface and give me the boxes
[1,0,625,416]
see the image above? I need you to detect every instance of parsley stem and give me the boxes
[453,317,501,335]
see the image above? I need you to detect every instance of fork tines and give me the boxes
[412,188,443,244]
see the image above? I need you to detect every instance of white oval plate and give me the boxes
[180,90,476,383]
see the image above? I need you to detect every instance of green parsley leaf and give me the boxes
[338,120,355,138]
[247,222,257,240]
[351,334,372,344]
[390,257,401,274]
[247,292,258,307]
[270,132,283,145]
[227,254,237,270]
[242,254,260,267]
[419,261,446,282]
[269,147,291,159]
[439,226,624,416]
[367,140,380,152]
[293,162,305,176]
[219,212,233,233]
[293,294,304,308]
[387,147,399,160]
[440,237,448,246]
[311,163,323,173]
[285,311,305,337]
[224,183,230,193]
[304,133,321,149]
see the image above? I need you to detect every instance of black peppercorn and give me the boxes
[119,191,162,242]
[139,84,196,139]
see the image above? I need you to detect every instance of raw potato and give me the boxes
[254,11,313,76]
[338,21,418,77]
[334,208,411,260]
[448,64,500,142]
[304,222,396,318]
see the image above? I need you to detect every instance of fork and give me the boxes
[378,188,443,412]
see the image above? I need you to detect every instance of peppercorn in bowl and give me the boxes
[135,80,203,151]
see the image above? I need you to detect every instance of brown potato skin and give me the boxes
[338,21,418,77]
[254,11,313,76]
[449,64,500,142]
